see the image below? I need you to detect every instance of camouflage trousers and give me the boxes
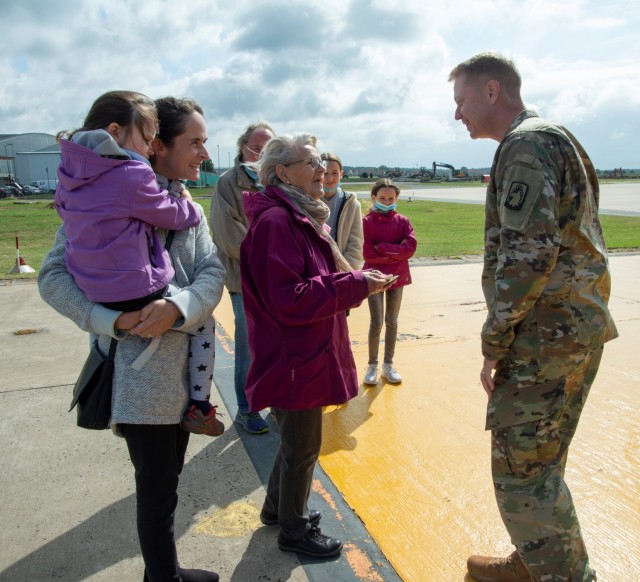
[490,345,604,582]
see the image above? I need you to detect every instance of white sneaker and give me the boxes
[381,363,402,384]
[363,364,378,385]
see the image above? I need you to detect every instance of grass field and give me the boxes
[1,191,639,279]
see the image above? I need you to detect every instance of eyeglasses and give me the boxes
[285,157,327,171]
[244,145,263,157]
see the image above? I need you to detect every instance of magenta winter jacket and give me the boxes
[363,210,417,290]
[240,185,370,411]
[55,138,201,303]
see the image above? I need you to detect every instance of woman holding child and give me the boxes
[39,93,224,582]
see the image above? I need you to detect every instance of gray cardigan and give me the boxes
[38,182,225,426]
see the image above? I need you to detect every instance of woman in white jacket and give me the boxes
[38,97,225,582]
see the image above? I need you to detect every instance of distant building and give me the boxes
[0,133,59,189]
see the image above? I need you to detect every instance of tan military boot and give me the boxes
[466,550,533,582]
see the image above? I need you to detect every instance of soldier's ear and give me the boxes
[486,80,500,104]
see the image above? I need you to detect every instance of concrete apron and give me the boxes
[1,254,638,581]
[0,281,311,581]
[0,279,396,581]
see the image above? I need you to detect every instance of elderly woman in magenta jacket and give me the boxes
[240,133,389,559]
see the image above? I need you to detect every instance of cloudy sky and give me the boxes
[2,0,638,171]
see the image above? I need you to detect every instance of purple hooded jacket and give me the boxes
[55,135,200,303]
[240,185,370,411]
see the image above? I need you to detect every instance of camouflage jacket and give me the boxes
[482,110,618,362]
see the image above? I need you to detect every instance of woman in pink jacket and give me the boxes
[240,133,389,559]
[362,178,417,386]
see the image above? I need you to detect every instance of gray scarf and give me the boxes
[280,184,352,273]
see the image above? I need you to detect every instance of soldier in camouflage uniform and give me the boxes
[449,53,618,582]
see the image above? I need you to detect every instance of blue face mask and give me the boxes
[242,164,260,183]
[373,201,397,213]
[323,181,342,194]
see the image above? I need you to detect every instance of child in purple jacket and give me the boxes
[55,91,223,437]
[362,178,417,386]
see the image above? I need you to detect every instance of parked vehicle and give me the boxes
[1,182,24,197]
[1,185,20,198]
[31,180,58,192]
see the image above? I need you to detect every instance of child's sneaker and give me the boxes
[181,404,224,436]
[363,364,378,385]
[381,363,402,384]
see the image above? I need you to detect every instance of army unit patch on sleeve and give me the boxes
[498,164,544,233]
[504,182,529,211]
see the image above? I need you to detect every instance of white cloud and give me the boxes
[2,0,639,169]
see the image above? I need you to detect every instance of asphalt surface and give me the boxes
[1,251,638,580]
[0,280,399,582]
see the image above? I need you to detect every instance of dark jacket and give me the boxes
[241,185,369,411]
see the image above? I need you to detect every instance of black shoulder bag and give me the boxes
[69,338,117,430]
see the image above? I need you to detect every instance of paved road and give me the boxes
[356,182,640,216]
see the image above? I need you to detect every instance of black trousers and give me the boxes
[262,407,323,540]
[121,424,190,582]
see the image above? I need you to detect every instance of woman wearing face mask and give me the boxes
[240,133,389,559]
[362,178,417,387]
[319,152,363,270]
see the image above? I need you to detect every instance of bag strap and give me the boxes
[331,193,349,242]
[107,337,117,360]
[164,230,176,252]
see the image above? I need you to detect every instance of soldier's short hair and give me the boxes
[449,52,521,97]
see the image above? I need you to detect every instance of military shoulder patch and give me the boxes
[504,182,529,210]
[499,164,545,233]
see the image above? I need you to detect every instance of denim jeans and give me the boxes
[367,287,404,365]
[230,292,251,413]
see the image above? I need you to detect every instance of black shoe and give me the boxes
[179,567,219,582]
[277,525,343,558]
[260,509,321,527]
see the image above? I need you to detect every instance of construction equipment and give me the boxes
[432,162,470,181]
